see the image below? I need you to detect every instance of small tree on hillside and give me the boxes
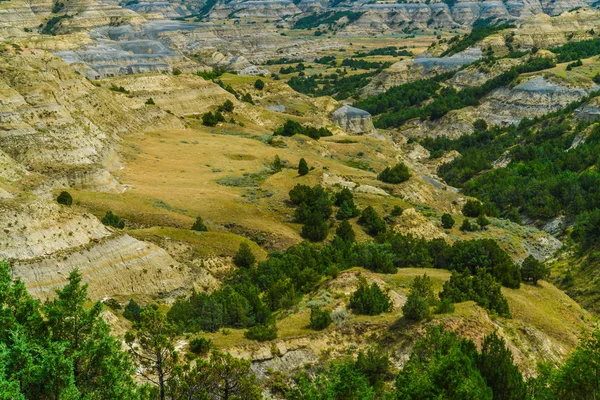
[218,99,234,112]
[57,191,73,206]
[301,211,329,242]
[377,162,411,184]
[402,274,436,322]
[191,217,208,232]
[309,307,332,330]
[125,305,178,400]
[463,199,484,217]
[101,211,125,229]
[358,206,386,236]
[336,219,356,243]
[233,242,256,269]
[521,255,550,286]
[477,214,491,229]
[298,158,309,176]
[349,277,392,316]
[441,213,455,229]
[254,79,265,90]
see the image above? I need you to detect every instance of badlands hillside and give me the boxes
[2,0,600,398]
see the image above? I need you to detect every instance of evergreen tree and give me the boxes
[477,214,491,229]
[191,217,208,232]
[521,255,550,286]
[402,274,435,322]
[272,155,283,172]
[254,79,265,90]
[56,191,72,206]
[377,162,411,184]
[336,219,356,243]
[123,299,142,322]
[463,199,484,217]
[298,158,309,176]
[478,332,526,400]
[396,326,493,400]
[101,211,125,229]
[309,307,332,331]
[358,206,386,236]
[125,305,178,400]
[337,200,360,220]
[349,277,392,315]
[441,213,455,229]
[301,211,329,242]
[233,242,256,269]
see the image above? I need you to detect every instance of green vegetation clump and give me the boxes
[463,199,484,217]
[293,11,363,29]
[441,213,455,229]
[441,24,515,57]
[244,323,278,341]
[521,255,550,285]
[56,191,72,206]
[189,337,212,355]
[233,242,256,269]
[377,162,411,184]
[298,158,309,176]
[440,269,511,317]
[218,99,234,112]
[191,217,208,232]
[274,119,333,140]
[358,206,386,236]
[349,277,392,315]
[254,79,265,90]
[309,307,332,330]
[402,274,436,321]
[101,211,125,229]
[202,111,225,126]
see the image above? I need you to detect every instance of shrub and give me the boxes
[241,93,254,104]
[441,213,455,229]
[145,98,155,105]
[440,269,510,317]
[191,217,208,232]
[56,191,72,206]
[298,158,309,176]
[301,211,329,242]
[103,298,121,310]
[244,324,278,341]
[123,299,142,322]
[463,199,484,217]
[377,162,411,184]
[477,214,490,229]
[335,220,355,243]
[336,200,360,220]
[101,211,125,229]
[402,274,436,321]
[349,277,392,315]
[358,206,386,236]
[189,337,212,355]
[202,111,219,127]
[391,205,403,216]
[460,219,476,232]
[233,242,256,269]
[309,307,332,330]
[434,298,455,314]
[218,99,234,112]
[254,79,265,90]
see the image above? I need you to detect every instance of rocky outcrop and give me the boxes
[477,76,591,125]
[12,233,187,300]
[330,105,375,134]
[209,0,301,19]
[363,48,482,96]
